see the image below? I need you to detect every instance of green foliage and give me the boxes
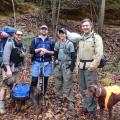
[106,0,120,10]
[23,35,33,51]
[117,61,120,73]
[112,56,120,72]
[102,64,113,72]
[100,76,112,86]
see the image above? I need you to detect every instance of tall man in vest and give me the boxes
[54,28,76,111]
[75,18,103,119]
[30,25,54,104]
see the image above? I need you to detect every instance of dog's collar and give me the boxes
[96,87,102,98]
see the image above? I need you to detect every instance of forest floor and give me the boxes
[1,74,120,120]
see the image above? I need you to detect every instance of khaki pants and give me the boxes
[78,69,98,112]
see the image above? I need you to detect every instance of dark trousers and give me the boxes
[31,76,48,95]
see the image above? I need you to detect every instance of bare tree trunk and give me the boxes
[38,0,46,25]
[98,0,105,32]
[55,0,60,40]
[12,0,16,27]
[52,0,57,39]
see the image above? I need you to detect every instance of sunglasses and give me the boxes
[16,34,23,36]
[41,28,48,30]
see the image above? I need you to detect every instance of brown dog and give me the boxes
[88,84,120,120]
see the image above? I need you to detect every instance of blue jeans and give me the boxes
[31,61,52,77]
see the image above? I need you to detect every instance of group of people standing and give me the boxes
[0,18,103,119]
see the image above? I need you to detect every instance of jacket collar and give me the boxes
[82,31,95,40]
[38,35,48,41]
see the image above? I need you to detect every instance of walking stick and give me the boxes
[42,58,45,105]
[41,55,45,105]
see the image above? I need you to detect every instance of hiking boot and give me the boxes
[0,108,6,114]
[67,101,74,111]
[30,86,39,105]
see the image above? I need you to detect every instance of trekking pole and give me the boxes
[42,55,45,105]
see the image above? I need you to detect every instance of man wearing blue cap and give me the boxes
[0,26,16,114]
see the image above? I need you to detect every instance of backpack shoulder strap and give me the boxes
[6,37,16,49]
[92,32,97,54]
[0,40,4,52]
[34,37,39,48]
[12,40,16,48]
[92,32,96,44]
[50,39,54,51]
[92,32,98,49]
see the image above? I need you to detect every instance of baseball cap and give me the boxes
[58,28,67,34]
[16,30,23,35]
[40,25,48,29]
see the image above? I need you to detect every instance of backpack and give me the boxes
[0,39,7,66]
[10,40,25,67]
[0,40,4,65]
[0,26,16,66]
[66,30,81,43]
[11,68,30,101]
[92,33,107,68]
[12,83,30,101]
